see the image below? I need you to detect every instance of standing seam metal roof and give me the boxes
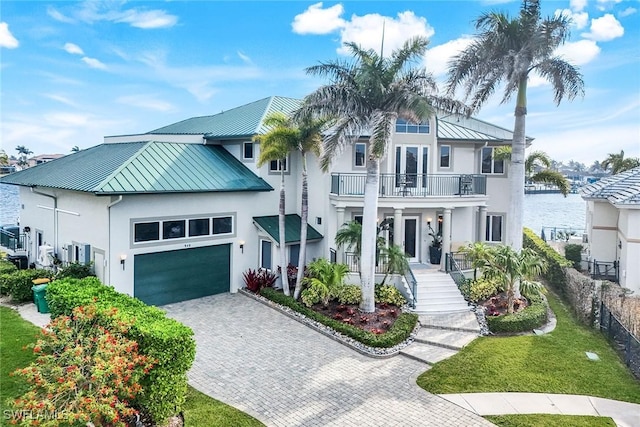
[0,142,273,194]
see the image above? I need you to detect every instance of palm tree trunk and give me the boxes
[293,153,309,299]
[360,157,380,313]
[278,169,289,296]
[507,77,527,252]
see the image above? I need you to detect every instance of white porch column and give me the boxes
[336,207,346,262]
[393,208,403,248]
[440,208,453,271]
[479,206,487,242]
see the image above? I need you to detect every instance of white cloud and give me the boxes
[596,0,623,11]
[116,95,174,112]
[64,42,84,55]
[44,112,90,127]
[555,39,601,65]
[49,3,178,29]
[47,6,75,24]
[81,57,107,70]
[582,14,624,41]
[237,51,253,65]
[555,9,589,29]
[0,22,19,49]
[424,37,473,78]
[618,7,637,18]
[115,9,178,29]
[337,11,434,56]
[292,3,345,35]
[570,0,588,12]
[43,94,79,107]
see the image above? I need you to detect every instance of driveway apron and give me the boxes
[163,293,492,427]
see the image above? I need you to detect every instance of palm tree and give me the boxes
[601,150,640,175]
[71,146,80,153]
[298,37,465,312]
[378,244,409,286]
[15,145,33,167]
[463,243,547,313]
[254,112,327,298]
[495,148,570,195]
[447,0,584,251]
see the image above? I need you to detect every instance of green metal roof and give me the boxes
[253,214,323,244]
[0,142,272,195]
[437,119,503,141]
[147,96,301,138]
[437,114,532,143]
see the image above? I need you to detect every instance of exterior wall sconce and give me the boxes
[618,240,622,250]
[427,217,433,226]
[239,240,245,254]
[120,254,127,270]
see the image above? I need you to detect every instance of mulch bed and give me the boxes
[479,291,529,317]
[309,300,402,334]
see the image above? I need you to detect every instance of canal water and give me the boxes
[1,183,586,235]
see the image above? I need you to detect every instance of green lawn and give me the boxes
[485,414,616,427]
[417,291,640,403]
[0,306,263,427]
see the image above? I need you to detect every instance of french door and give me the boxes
[395,146,428,193]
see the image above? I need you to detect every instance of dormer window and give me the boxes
[396,119,430,134]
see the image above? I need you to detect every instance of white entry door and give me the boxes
[403,216,419,262]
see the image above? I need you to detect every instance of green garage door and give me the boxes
[134,244,230,306]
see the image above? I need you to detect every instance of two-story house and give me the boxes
[0,96,520,309]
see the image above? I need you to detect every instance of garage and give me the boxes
[134,244,231,306]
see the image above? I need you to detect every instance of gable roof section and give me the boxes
[253,214,323,244]
[579,167,640,206]
[0,142,272,195]
[437,113,532,143]
[147,96,301,138]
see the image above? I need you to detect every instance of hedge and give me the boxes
[523,228,571,297]
[487,294,548,333]
[260,287,417,348]
[564,244,583,271]
[2,269,54,302]
[46,277,196,423]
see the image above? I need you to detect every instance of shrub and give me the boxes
[487,294,548,333]
[11,305,154,426]
[523,228,570,297]
[0,258,18,274]
[564,244,583,271]
[300,279,330,307]
[243,268,277,293]
[469,279,500,303]
[336,284,362,305]
[45,278,195,423]
[7,269,54,302]
[374,284,406,307]
[261,287,418,348]
[55,262,96,280]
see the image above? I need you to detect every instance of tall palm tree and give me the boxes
[447,0,584,251]
[254,112,327,298]
[15,145,33,167]
[601,150,640,175]
[495,148,570,195]
[71,146,80,153]
[299,37,465,312]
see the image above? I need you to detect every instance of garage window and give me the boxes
[163,220,186,239]
[189,218,210,237]
[212,216,233,235]
[135,222,160,242]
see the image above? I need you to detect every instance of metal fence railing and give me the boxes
[344,252,388,274]
[600,301,640,379]
[445,253,471,301]
[0,229,25,252]
[590,260,619,283]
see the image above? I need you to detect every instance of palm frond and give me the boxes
[533,57,585,105]
[530,170,571,196]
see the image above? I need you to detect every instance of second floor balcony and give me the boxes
[330,173,486,198]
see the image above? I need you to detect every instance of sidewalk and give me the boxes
[440,392,640,427]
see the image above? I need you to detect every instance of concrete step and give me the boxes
[399,342,458,365]
[415,328,479,350]
[418,311,481,332]
[413,302,471,315]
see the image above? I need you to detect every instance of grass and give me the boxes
[485,414,616,427]
[0,306,264,427]
[417,291,640,403]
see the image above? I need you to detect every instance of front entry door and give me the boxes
[403,216,419,262]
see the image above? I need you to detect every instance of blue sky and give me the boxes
[1,0,638,165]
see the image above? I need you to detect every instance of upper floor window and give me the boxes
[482,147,505,174]
[269,158,288,172]
[134,215,234,244]
[354,143,366,167]
[486,214,503,242]
[243,142,254,160]
[440,145,451,168]
[396,119,430,134]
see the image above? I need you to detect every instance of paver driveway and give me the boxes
[162,293,493,427]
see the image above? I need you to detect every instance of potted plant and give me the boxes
[428,225,443,264]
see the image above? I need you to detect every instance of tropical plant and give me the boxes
[301,258,349,306]
[298,36,469,312]
[447,0,584,251]
[378,244,409,286]
[601,150,640,175]
[427,223,443,249]
[0,149,8,166]
[335,219,395,275]
[254,112,327,298]
[71,145,80,153]
[461,242,548,313]
[15,145,33,167]
[495,148,570,196]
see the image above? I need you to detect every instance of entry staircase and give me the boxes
[399,263,480,365]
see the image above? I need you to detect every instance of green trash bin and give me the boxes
[32,284,50,314]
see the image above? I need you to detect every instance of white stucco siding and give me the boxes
[450,145,476,174]
[450,207,476,251]
[589,201,619,262]
[617,208,640,294]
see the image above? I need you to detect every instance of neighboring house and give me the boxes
[580,167,640,295]
[27,154,65,168]
[0,96,522,307]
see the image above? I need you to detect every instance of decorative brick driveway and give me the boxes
[163,293,493,427]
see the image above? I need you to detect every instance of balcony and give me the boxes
[0,228,26,255]
[330,173,486,198]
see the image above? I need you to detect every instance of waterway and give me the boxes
[1,182,586,235]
